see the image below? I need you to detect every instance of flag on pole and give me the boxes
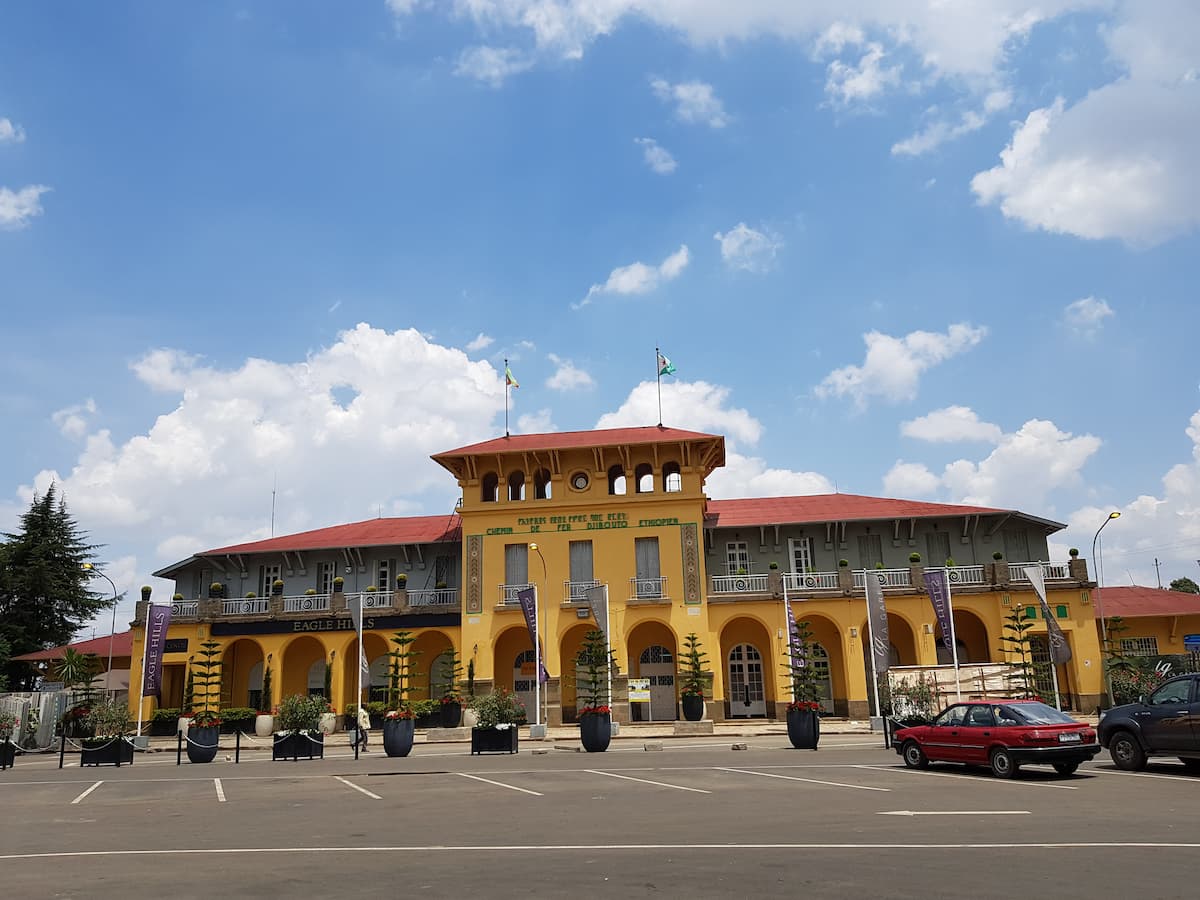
[142,604,173,697]
[516,587,549,683]
[657,352,676,376]
[864,571,891,675]
[1023,565,1072,665]
[922,569,956,650]
[346,594,371,680]
[505,365,519,388]
[585,584,609,643]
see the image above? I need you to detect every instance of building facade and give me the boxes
[141,426,1112,723]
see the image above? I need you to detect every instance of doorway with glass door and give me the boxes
[728,644,766,717]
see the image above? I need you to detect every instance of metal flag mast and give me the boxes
[504,357,511,436]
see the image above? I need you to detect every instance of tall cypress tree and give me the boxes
[0,484,110,689]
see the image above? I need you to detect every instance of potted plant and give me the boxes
[149,707,181,737]
[244,591,257,599]
[0,710,18,769]
[273,694,327,760]
[679,632,708,722]
[469,687,524,754]
[80,699,135,766]
[186,639,223,764]
[272,579,284,596]
[908,552,921,564]
[396,573,407,589]
[209,582,224,599]
[412,698,441,728]
[768,561,779,570]
[576,629,612,752]
[1068,548,1079,558]
[333,576,345,592]
[782,617,823,750]
[438,650,464,727]
[256,661,275,736]
[304,588,317,596]
[219,707,256,735]
[386,630,420,711]
[140,585,152,601]
[382,707,415,757]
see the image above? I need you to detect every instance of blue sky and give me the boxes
[2,1,1199,632]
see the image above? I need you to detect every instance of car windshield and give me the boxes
[1002,702,1078,725]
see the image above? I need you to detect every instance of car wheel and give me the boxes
[1053,762,1079,776]
[902,740,929,769]
[1109,732,1146,771]
[989,747,1019,779]
[1179,758,1200,773]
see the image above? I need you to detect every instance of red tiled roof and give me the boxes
[432,425,722,458]
[1092,586,1200,619]
[705,494,1010,527]
[203,514,462,556]
[12,630,134,662]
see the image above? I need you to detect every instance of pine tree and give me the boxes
[386,631,420,710]
[999,607,1036,698]
[0,485,109,689]
[191,640,223,717]
[781,618,823,706]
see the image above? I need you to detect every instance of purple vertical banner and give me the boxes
[922,569,955,651]
[785,598,805,670]
[142,603,172,697]
[516,587,549,684]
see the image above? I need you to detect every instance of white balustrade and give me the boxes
[500,583,534,606]
[407,589,458,607]
[783,571,840,592]
[710,573,769,593]
[283,594,331,613]
[630,576,667,600]
[222,598,270,616]
[852,568,913,590]
[170,600,199,618]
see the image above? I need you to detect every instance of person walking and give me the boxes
[356,704,371,752]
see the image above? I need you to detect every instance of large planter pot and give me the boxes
[579,712,612,753]
[273,731,324,761]
[221,718,252,735]
[471,726,518,755]
[186,725,220,764]
[440,701,462,729]
[319,712,338,735]
[80,737,135,767]
[382,718,415,758]
[415,712,440,729]
[681,694,705,722]
[463,708,479,728]
[255,714,275,737]
[786,707,820,750]
[1,740,16,769]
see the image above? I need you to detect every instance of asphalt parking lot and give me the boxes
[3,734,1199,899]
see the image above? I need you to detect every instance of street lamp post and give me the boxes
[529,542,548,738]
[82,563,119,693]
[1091,511,1121,706]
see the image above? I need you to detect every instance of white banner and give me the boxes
[864,571,891,675]
[1023,565,1072,665]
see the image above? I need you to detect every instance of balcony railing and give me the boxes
[1009,561,1070,582]
[710,573,769,594]
[171,600,199,618]
[853,568,914,590]
[408,588,458,607]
[222,598,270,616]
[928,565,987,586]
[565,579,601,602]
[499,583,535,606]
[784,571,840,592]
[631,576,667,600]
[283,593,331,613]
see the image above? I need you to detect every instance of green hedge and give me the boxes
[151,707,181,723]
[219,707,257,722]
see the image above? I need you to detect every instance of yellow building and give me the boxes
[141,425,1117,724]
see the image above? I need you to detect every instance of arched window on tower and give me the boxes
[608,465,627,496]
[508,470,526,501]
[481,472,499,503]
[635,463,654,493]
[663,462,682,493]
[534,468,552,500]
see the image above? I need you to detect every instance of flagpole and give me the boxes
[604,585,612,710]
[864,571,882,721]
[655,347,663,426]
[504,357,510,437]
[533,584,541,728]
[946,576,962,703]
[136,606,152,737]
[356,594,364,719]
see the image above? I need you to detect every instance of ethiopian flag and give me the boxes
[505,365,519,388]
[657,352,676,377]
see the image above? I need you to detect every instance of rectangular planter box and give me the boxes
[80,738,135,767]
[148,719,178,737]
[470,726,518,755]
[272,731,324,761]
[220,719,255,735]
[415,713,441,729]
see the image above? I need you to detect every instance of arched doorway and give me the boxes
[281,636,326,700]
[559,623,596,723]
[627,620,678,722]
[938,609,990,663]
[793,613,846,715]
[340,632,391,708]
[859,614,914,716]
[222,639,264,709]
[413,631,454,702]
[727,644,766,717]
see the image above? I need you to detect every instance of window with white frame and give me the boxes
[1120,637,1160,657]
[789,537,814,574]
[376,559,390,591]
[505,544,529,586]
[259,564,281,597]
[726,541,751,574]
[317,561,335,595]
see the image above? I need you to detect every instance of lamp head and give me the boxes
[82,563,95,571]
[529,542,539,551]
[1109,511,1121,520]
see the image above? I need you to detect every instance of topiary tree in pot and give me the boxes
[679,633,708,722]
[782,617,823,750]
[382,631,420,756]
[186,639,223,764]
[576,629,612,752]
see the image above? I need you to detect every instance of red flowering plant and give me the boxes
[188,709,222,728]
[439,692,462,706]
[579,705,611,716]
[385,707,414,720]
[786,700,821,712]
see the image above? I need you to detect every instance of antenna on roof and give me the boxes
[270,471,277,537]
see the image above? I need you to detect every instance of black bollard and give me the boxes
[235,730,241,765]
[176,729,183,766]
[58,733,66,769]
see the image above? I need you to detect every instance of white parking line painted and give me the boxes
[5,841,1200,861]
[334,776,381,800]
[214,779,226,802]
[457,772,543,796]
[853,765,1079,790]
[70,781,103,804]
[1088,768,1200,784]
[878,810,1030,817]
[585,769,711,794]
[718,767,890,792]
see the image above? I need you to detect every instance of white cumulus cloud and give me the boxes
[901,406,1003,444]
[650,78,729,128]
[1063,297,1114,337]
[545,353,595,391]
[825,42,900,107]
[892,89,1013,156]
[713,222,782,273]
[634,137,677,174]
[454,45,535,85]
[0,185,50,230]
[575,244,689,308]
[51,399,98,441]
[0,117,26,144]
[466,332,495,352]
[816,323,988,408]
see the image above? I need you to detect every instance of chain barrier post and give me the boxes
[176,729,183,766]
[354,724,360,761]
[235,730,241,765]
[58,732,66,769]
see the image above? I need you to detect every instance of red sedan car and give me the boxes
[893,699,1100,778]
